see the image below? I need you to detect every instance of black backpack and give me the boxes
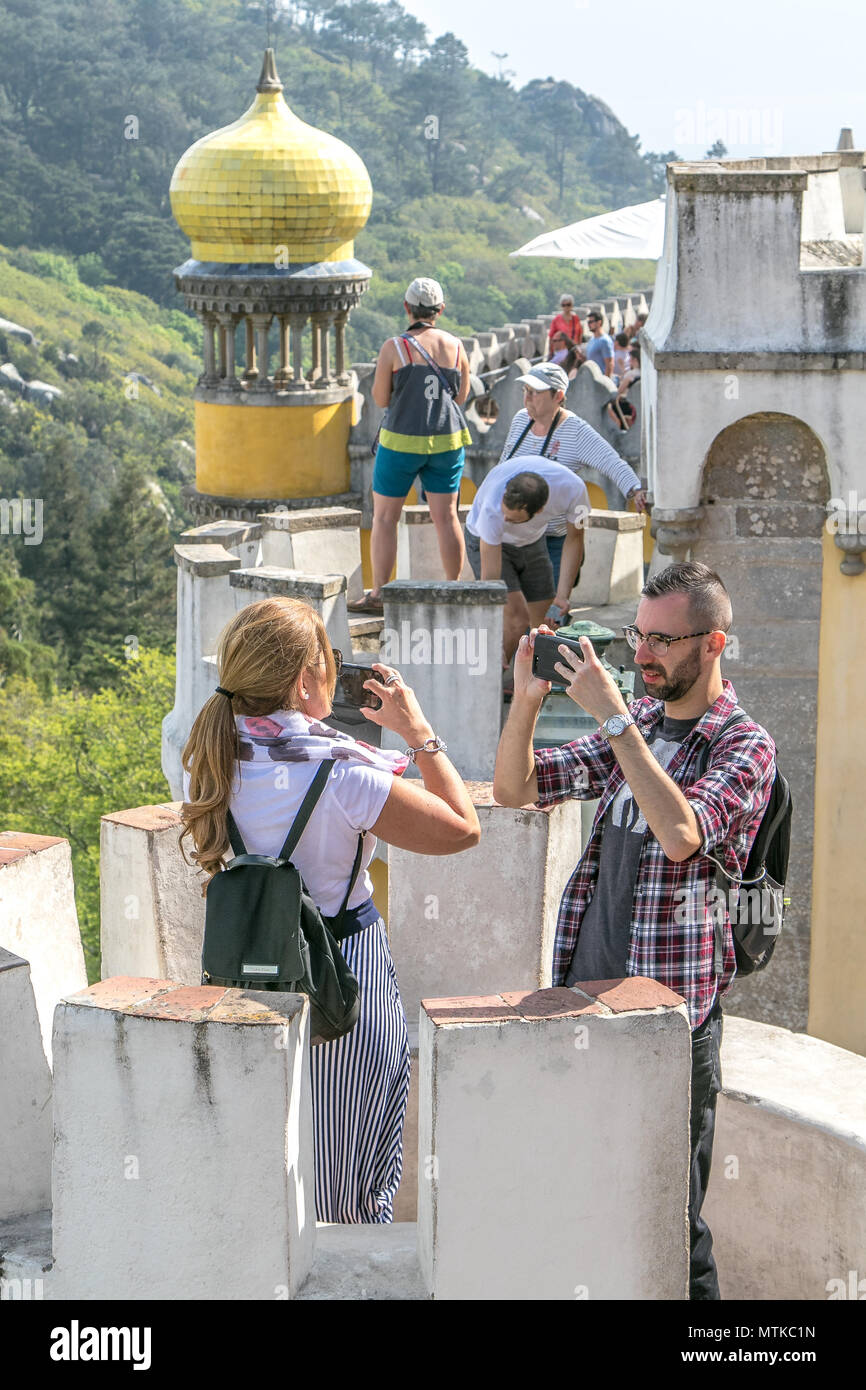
[200,760,363,1043]
[695,711,793,977]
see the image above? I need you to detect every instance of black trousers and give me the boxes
[688,999,724,1299]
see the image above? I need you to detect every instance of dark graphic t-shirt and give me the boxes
[565,713,702,986]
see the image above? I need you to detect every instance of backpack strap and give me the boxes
[693,710,748,975]
[225,808,247,857]
[331,831,366,937]
[277,760,334,861]
[392,336,409,367]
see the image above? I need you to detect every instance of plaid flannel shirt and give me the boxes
[534,680,776,1029]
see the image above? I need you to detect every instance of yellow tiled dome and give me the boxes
[170,50,372,264]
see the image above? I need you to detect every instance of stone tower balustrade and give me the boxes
[176,263,369,405]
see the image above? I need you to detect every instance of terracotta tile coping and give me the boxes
[0,831,66,865]
[64,976,303,1025]
[101,803,183,829]
[423,978,685,1026]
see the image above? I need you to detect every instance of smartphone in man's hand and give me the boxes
[336,663,383,710]
[531,632,585,684]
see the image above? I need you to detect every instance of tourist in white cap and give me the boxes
[497,360,647,623]
[349,278,471,614]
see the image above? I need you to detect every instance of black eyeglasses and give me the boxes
[623,625,713,656]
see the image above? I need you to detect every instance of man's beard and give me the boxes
[639,644,703,702]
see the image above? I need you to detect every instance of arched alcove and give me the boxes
[696,412,830,1032]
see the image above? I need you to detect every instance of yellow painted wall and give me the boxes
[369,855,388,928]
[195,398,352,498]
[807,529,866,1054]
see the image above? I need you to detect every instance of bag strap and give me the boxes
[225,808,247,858]
[401,334,457,399]
[505,407,564,462]
[278,760,334,861]
[332,831,366,935]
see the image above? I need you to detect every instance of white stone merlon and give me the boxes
[100,804,205,984]
[0,833,87,1065]
[396,504,473,582]
[162,543,241,799]
[704,1016,866,1300]
[379,580,506,780]
[179,518,262,568]
[418,979,692,1300]
[0,949,52,1221]
[50,978,315,1300]
[257,507,364,601]
[574,510,646,607]
[230,566,351,660]
[388,782,583,1031]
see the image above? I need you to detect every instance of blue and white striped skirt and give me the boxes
[309,917,410,1223]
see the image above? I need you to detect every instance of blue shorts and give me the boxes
[372,444,464,498]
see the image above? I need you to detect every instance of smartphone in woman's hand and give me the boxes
[336,663,383,710]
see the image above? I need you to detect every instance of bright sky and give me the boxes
[396,0,864,161]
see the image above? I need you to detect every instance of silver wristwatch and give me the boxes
[407,734,448,762]
[601,713,636,740]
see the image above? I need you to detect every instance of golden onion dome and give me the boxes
[170,50,372,264]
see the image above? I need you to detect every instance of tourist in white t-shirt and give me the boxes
[464,456,590,668]
[496,361,646,616]
[181,596,480,1224]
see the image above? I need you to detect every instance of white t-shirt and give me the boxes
[182,746,393,917]
[466,455,590,547]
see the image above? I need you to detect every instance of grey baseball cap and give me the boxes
[405,277,444,307]
[516,362,570,393]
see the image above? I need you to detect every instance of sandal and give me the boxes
[347,592,384,615]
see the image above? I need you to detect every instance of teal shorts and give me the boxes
[372,444,465,498]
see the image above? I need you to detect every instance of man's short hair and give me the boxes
[642,561,732,632]
[503,472,550,519]
[406,300,442,319]
[615,331,630,347]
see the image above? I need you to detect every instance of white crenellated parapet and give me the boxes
[388,782,583,1032]
[0,833,87,1066]
[379,580,506,781]
[418,978,692,1300]
[179,518,262,568]
[573,510,646,607]
[230,566,351,662]
[49,978,315,1300]
[0,948,52,1221]
[703,1016,866,1300]
[396,504,474,582]
[257,507,364,601]
[100,804,205,985]
[162,543,241,799]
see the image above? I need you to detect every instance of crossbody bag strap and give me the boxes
[401,333,458,399]
[278,759,334,861]
[506,408,564,462]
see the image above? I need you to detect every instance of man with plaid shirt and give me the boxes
[493,561,776,1300]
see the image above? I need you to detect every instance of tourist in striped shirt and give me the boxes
[498,361,646,620]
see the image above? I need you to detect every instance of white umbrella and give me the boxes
[511,196,665,261]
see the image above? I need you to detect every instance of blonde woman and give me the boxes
[181,597,480,1223]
